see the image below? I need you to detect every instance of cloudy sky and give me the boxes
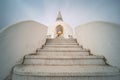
[0,0,120,29]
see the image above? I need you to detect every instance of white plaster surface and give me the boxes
[0,20,47,80]
[75,21,120,68]
[47,21,73,38]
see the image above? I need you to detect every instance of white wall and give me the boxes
[0,20,48,80]
[75,21,120,68]
[47,21,73,38]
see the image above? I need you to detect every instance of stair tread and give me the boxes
[43,47,82,49]
[44,45,80,47]
[25,55,104,59]
[14,65,120,76]
[39,49,88,52]
[46,43,79,45]
[36,51,90,56]
[41,48,84,51]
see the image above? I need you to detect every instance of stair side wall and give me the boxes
[75,22,120,68]
[0,21,48,80]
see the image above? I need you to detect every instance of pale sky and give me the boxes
[0,0,120,29]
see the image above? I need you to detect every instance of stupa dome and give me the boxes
[47,11,73,38]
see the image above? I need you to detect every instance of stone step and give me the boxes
[45,43,79,45]
[13,65,120,80]
[25,55,104,59]
[41,47,83,51]
[46,39,77,43]
[46,41,77,43]
[23,55,105,65]
[47,38,77,41]
[12,37,120,80]
[43,45,81,48]
[38,48,88,52]
[37,51,90,56]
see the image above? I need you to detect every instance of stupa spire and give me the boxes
[56,11,63,21]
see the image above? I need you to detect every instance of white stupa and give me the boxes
[47,11,73,38]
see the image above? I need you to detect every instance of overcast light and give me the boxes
[0,0,120,29]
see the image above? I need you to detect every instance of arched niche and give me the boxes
[56,25,64,36]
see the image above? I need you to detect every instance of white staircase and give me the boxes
[12,38,120,80]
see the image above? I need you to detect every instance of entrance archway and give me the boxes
[56,25,64,37]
